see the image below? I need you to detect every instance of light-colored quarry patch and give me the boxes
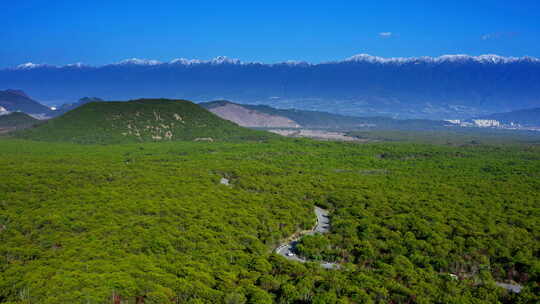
[269,129,361,141]
[209,104,300,128]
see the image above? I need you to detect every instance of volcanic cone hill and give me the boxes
[15,99,274,144]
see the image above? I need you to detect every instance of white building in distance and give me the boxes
[473,119,500,127]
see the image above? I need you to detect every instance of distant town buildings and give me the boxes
[472,119,500,127]
[443,118,529,130]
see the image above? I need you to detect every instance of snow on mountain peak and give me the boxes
[65,62,88,68]
[15,62,49,70]
[8,54,540,70]
[342,54,540,64]
[116,58,162,66]
[169,58,202,65]
[346,54,415,64]
[209,56,241,64]
[170,56,242,65]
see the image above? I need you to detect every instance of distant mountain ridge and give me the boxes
[0,89,52,117]
[56,97,104,114]
[8,54,540,69]
[2,54,539,119]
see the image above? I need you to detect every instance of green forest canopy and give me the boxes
[0,136,539,303]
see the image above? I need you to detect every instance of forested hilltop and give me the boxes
[0,136,538,303]
[14,99,274,144]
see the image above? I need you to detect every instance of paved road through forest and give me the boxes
[276,208,525,290]
[275,207,338,269]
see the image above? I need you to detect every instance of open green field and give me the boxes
[0,137,539,303]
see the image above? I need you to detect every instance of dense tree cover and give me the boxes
[0,137,539,303]
[14,99,275,144]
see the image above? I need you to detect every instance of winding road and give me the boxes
[275,207,339,269]
[275,209,525,291]
[276,208,525,291]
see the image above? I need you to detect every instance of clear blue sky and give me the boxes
[1,0,539,67]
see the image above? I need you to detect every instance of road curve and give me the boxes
[496,282,522,293]
[277,209,525,286]
[275,207,339,269]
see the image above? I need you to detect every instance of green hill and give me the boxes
[16,99,274,144]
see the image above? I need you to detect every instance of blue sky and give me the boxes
[1,0,539,67]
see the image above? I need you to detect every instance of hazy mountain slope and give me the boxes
[0,112,39,130]
[55,97,104,115]
[240,103,375,128]
[477,108,540,126]
[0,89,52,116]
[203,100,447,130]
[16,99,274,144]
[2,55,540,118]
[201,101,300,128]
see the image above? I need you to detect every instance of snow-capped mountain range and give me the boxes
[9,54,540,70]
[2,54,539,119]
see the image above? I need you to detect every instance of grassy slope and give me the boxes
[16,99,274,144]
